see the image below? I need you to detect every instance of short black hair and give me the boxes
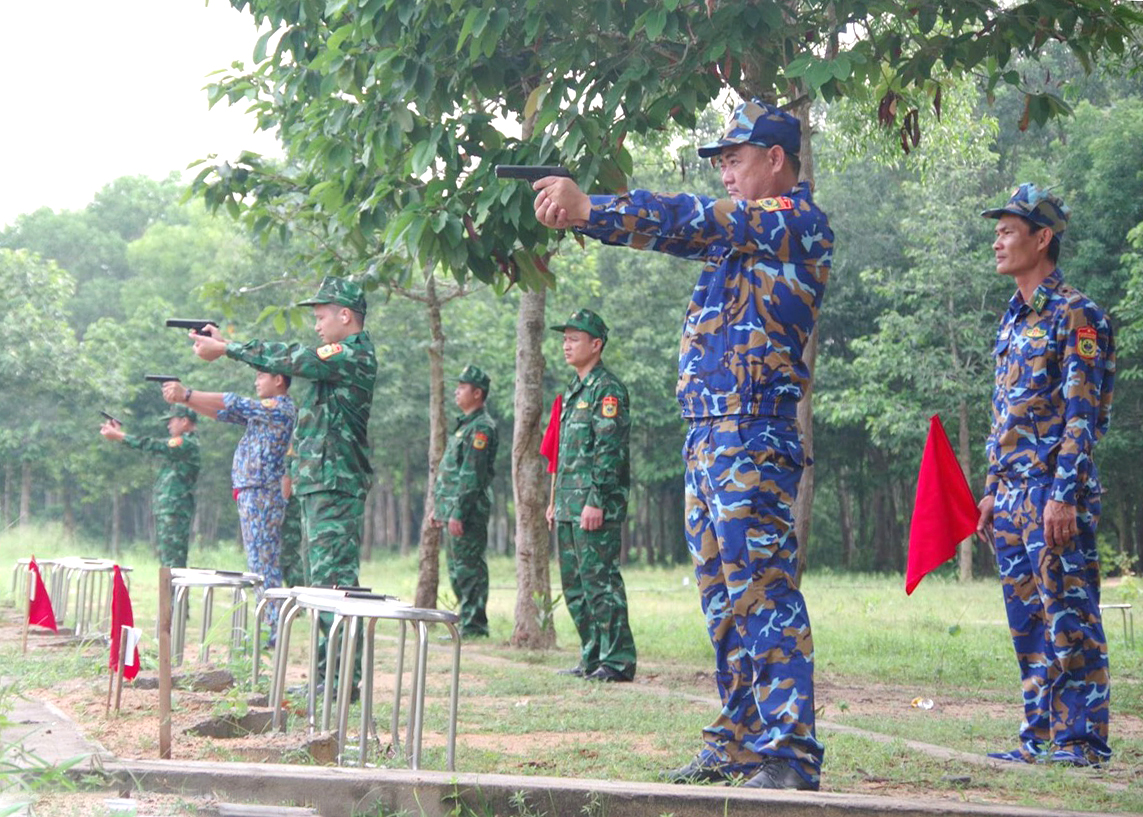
[1021,217,1061,264]
[280,374,292,390]
[784,148,802,178]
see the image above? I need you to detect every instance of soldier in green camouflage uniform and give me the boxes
[547,309,637,682]
[280,446,308,588]
[190,277,376,686]
[432,364,499,638]
[100,404,201,568]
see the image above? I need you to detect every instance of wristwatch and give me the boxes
[184,388,194,404]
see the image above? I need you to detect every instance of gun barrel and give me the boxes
[494,165,572,182]
[99,410,122,425]
[144,374,181,383]
[165,318,216,335]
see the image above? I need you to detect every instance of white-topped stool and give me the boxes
[170,568,263,665]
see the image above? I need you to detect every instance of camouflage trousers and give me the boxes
[236,486,286,635]
[555,520,637,679]
[444,509,490,637]
[280,495,308,589]
[156,509,193,569]
[993,478,1110,763]
[301,491,365,686]
[683,416,822,786]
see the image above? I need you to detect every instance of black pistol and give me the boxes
[144,374,181,383]
[494,165,573,183]
[165,318,217,336]
[99,410,122,425]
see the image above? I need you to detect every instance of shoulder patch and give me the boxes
[473,431,488,450]
[756,196,795,212]
[261,397,278,408]
[317,342,344,360]
[1076,326,1098,361]
[168,436,183,448]
[601,395,619,418]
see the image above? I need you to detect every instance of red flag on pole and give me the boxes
[905,414,980,595]
[110,565,140,680]
[539,395,562,474]
[27,557,58,633]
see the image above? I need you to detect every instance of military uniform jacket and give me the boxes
[553,362,630,523]
[226,332,377,499]
[217,393,297,490]
[124,432,200,516]
[986,268,1115,504]
[578,181,832,420]
[433,406,498,524]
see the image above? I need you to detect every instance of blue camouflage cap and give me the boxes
[457,364,490,393]
[697,99,801,158]
[297,276,368,316]
[550,308,608,344]
[981,183,1070,237]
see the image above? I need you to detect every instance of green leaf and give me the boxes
[947,624,961,637]
[644,6,668,41]
[253,29,275,63]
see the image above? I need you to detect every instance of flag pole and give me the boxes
[21,564,32,654]
[159,566,172,759]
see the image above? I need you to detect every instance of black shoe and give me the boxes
[556,666,586,677]
[742,759,819,791]
[586,666,632,683]
[664,753,736,784]
[286,683,311,698]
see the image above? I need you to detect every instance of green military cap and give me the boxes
[550,308,609,343]
[161,404,198,423]
[297,276,368,316]
[458,364,491,393]
[981,183,1070,237]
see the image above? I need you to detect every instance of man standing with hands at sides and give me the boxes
[160,371,296,637]
[100,405,201,569]
[546,308,637,683]
[432,364,499,639]
[533,99,831,790]
[976,184,1115,767]
[188,276,376,691]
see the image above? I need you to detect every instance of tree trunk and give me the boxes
[510,288,556,649]
[838,469,855,568]
[111,491,121,557]
[19,460,32,526]
[399,448,412,557]
[956,399,974,582]
[384,476,399,548]
[414,273,448,609]
[2,463,11,527]
[62,480,77,542]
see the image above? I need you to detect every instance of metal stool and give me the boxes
[170,568,263,665]
[1100,603,1135,648]
[51,558,132,637]
[291,592,460,770]
[12,557,59,609]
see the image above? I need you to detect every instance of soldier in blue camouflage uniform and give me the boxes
[190,277,376,689]
[976,184,1115,767]
[161,372,296,637]
[534,100,830,790]
[546,309,637,682]
[432,364,499,638]
[100,405,201,568]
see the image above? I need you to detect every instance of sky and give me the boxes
[0,0,281,228]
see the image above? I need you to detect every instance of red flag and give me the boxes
[110,565,140,680]
[27,557,58,633]
[906,415,979,595]
[539,395,562,474]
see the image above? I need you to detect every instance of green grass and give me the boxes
[2,523,1141,814]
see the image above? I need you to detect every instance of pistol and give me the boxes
[494,165,573,182]
[144,374,181,383]
[165,318,217,336]
[99,410,122,425]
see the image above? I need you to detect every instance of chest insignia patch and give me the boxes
[168,436,183,448]
[601,395,619,418]
[576,400,590,410]
[317,343,344,360]
[473,431,488,450]
[1076,326,1098,361]
[757,196,795,212]
[1024,326,1047,340]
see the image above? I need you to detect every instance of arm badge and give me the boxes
[473,431,488,450]
[601,395,619,418]
[1076,326,1098,361]
[756,196,794,212]
[168,436,183,448]
[317,343,344,360]
[261,398,278,408]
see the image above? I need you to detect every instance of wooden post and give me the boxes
[158,567,172,759]
[106,626,128,716]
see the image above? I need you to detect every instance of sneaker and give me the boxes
[987,741,1045,764]
[663,750,736,784]
[1047,749,1102,768]
[741,758,820,791]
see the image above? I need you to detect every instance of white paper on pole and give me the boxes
[124,626,143,654]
